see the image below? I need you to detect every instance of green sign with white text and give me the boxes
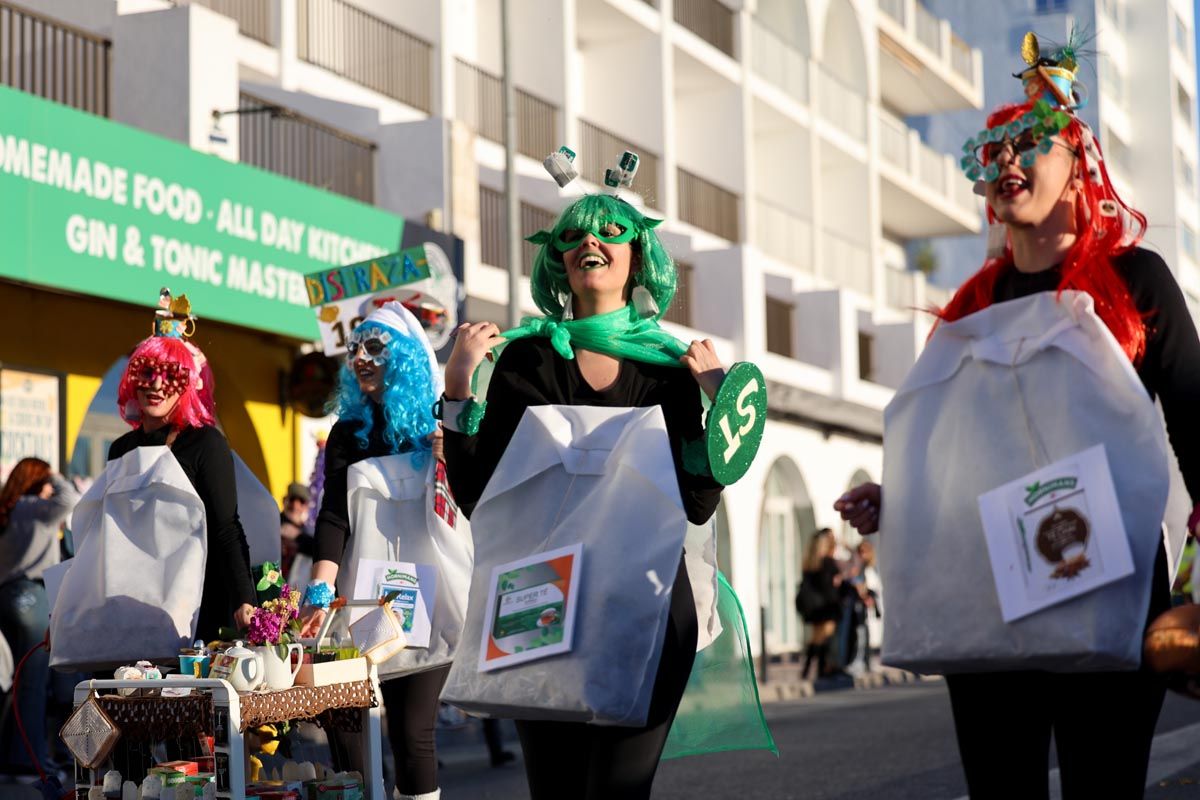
[0,85,406,340]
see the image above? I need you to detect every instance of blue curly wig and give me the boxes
[330,320,438,466]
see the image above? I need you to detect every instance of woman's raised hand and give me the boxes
[835,483,882,535]
[680,339,726,403]
[445,322,506,399]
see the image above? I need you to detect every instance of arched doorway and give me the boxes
[758,458,816,655]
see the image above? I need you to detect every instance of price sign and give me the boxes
[705,362,767,486]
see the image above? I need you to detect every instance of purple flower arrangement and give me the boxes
[246,584,303,647]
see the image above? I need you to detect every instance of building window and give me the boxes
[478,186,557,276]
[1182,223,1199,262]
[1175,12,1192,60]
[858,331,875,382]
[765,297,794,357]
[1099,0,1123,29]
[1035,0,1068,14]
[1100,59,1126,108]
[1178,149,1196,194]
[1177,81,1194,127]
[662,261,694,327]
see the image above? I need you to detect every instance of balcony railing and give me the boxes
[238,92,376,204]
[662,260,693,327]
[172,0,271,44]
[0,1,110,117]
[878,0,906,25]
[914,1,941,56]
[878,109,909,169]
[817,67,866,142]
[885,266,917,310]
[455,59,557,161]
[297,0,432,112]
[679,168,740,241]
[750,20,809,105]
[755,197,813,272]
[818,229,872,295]
[479,185,557,276]
[917,141,944,193]
[949,33,972,82]
[579,119,660,206]
[674,0,735,58]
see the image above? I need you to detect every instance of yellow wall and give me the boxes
[0,284,302,500]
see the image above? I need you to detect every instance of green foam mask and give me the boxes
[550,214,639,252]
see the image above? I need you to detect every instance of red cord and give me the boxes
[12,630,72,799]
[12,631,49,784]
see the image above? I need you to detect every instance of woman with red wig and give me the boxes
[106,298,256,641]
[837,32,1200,799]
[0,458,77,773]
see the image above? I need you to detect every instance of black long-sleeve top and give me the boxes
[443,337,724,524]
[313,402,414,566]
[992,247,1200,504]
[108,424,256,640]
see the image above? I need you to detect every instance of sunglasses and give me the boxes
[129,356,190,396]
[347,338,388,359]
[975,132,1078,167]
[552,216,638,252]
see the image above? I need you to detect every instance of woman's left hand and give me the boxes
[429,426,445,462]
[681,339,726,403]
[234,603,255,630]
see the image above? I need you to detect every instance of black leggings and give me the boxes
[515,560,698,800]
[945,544,1171,800]
[380,665,450,796]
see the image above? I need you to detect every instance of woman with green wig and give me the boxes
[442,192,727,798]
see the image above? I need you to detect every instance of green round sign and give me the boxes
[706,362,768,485]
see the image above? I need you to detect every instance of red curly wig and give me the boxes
[117,336,216,431]
[937,101,1149,364]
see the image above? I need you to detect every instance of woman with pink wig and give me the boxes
[106,304,256,641]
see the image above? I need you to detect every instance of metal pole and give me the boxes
[759,606,768,685]
[500,0,521,328]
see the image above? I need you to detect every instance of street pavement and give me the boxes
[5,680,1198,800]
[434,681,1200,799]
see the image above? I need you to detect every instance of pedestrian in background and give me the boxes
[280,481,315,585]
[797,529,842,681]
[856,541,883,673]
[0,457,78,775]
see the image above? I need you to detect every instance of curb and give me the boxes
[756,666,940,703]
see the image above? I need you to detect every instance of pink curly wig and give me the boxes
[117,336,217,431]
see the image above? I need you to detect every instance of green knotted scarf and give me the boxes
[499,303,688,368]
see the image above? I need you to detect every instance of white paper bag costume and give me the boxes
[442,405,699,726]
[336,454,472,679]
[880,291,1171,674]
[50,446,207,670]
[232,453,282,569]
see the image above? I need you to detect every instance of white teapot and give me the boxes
[213,641,263,693]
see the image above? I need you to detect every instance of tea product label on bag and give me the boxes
[978,444,1134,622]
[479,543,581,671]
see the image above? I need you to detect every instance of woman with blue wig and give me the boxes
[298,301,448,800]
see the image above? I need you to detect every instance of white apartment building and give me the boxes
[7,0,983,660]
[915,0,1200,300]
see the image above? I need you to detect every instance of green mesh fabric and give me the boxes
[663,572,778,760]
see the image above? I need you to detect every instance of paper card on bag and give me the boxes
[350,559,435,649]
[978,444,1135,622]
[478,544,581,672]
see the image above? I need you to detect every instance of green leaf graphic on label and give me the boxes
[1023,476,1077,507]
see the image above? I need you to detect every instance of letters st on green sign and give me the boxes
[305,246,432,306]
[706,362,768,486]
